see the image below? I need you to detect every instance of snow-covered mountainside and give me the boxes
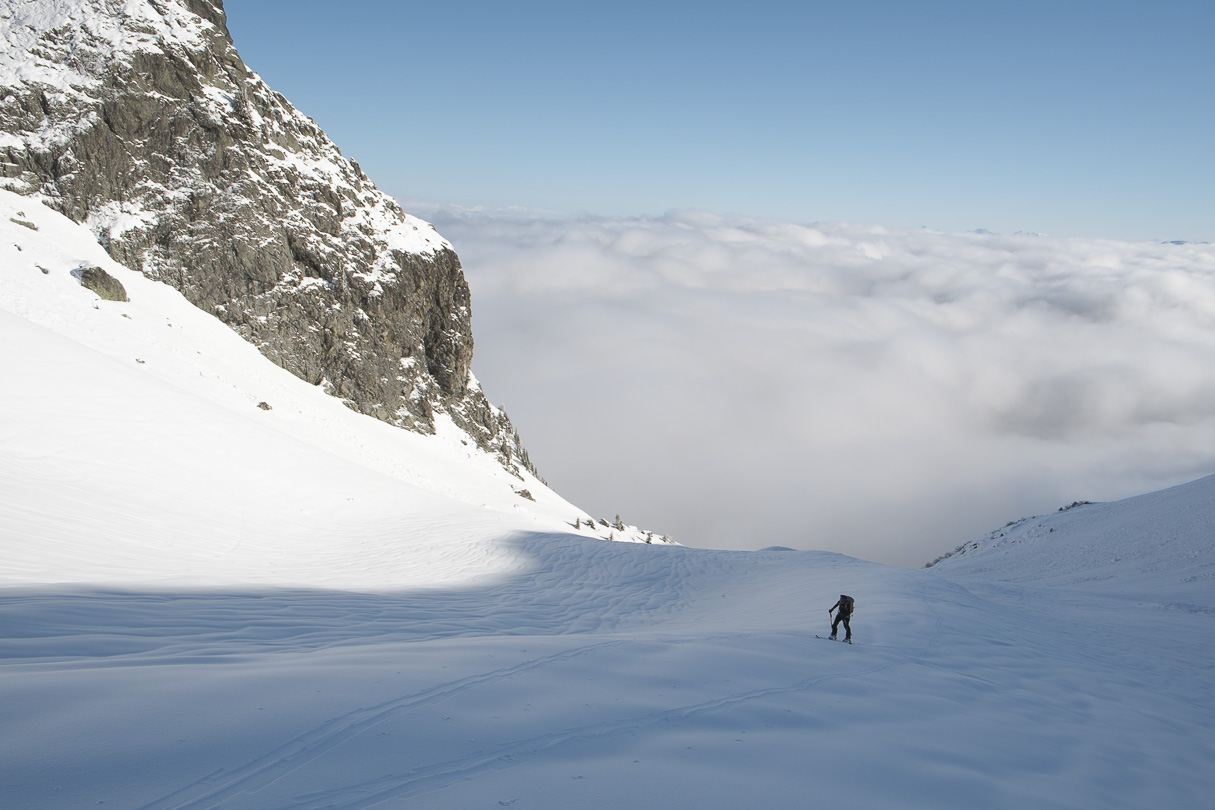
[0,0,529,465]
[0,186,663,588]
[928,475,1215,601]
[3,183,1214,806]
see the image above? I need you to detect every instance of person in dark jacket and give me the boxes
[828,594,854,641]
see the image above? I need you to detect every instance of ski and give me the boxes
[815,635,852,644]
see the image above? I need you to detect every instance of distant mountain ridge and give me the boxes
[928,473,1215,602]
[0,0,532,473]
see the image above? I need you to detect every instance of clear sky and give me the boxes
[225,0,1212,242]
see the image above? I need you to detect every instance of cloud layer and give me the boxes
[411,202,1215,566]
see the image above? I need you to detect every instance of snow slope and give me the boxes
[3,189,1214,808]
[929,477,1215,599]
[0,189,661,587]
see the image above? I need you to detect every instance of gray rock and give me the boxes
[0,0,534,474]
[76,265,128,302]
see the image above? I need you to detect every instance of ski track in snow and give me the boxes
[4,547,948,810]
[133,640,634,810]
[120,553,939,810]
[274,661,902,810]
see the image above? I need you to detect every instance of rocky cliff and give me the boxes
[0,0,533,474]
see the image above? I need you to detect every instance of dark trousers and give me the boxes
[831,613,851,639]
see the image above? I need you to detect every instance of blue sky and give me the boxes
[226,1,1212,242]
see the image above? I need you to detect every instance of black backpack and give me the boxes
[839,595,855,616]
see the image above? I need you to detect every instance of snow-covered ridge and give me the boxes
[0,0,535,458]
[0,0,207,95]
[0,0,446,257]
[0,0,216,166]
[928,473,1215,600]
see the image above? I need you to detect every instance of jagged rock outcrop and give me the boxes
[76,265,128,301]
[0,0,533,474]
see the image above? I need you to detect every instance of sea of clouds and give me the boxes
[404,200,1215,567]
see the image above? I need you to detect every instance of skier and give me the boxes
[828,594,854,642]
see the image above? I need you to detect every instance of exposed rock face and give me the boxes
[77,265,128,302]
[0,0,532,473]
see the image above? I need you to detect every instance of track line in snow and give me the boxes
[136,630,914,810]
[282,646,912,810]
[133,639,627,810]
